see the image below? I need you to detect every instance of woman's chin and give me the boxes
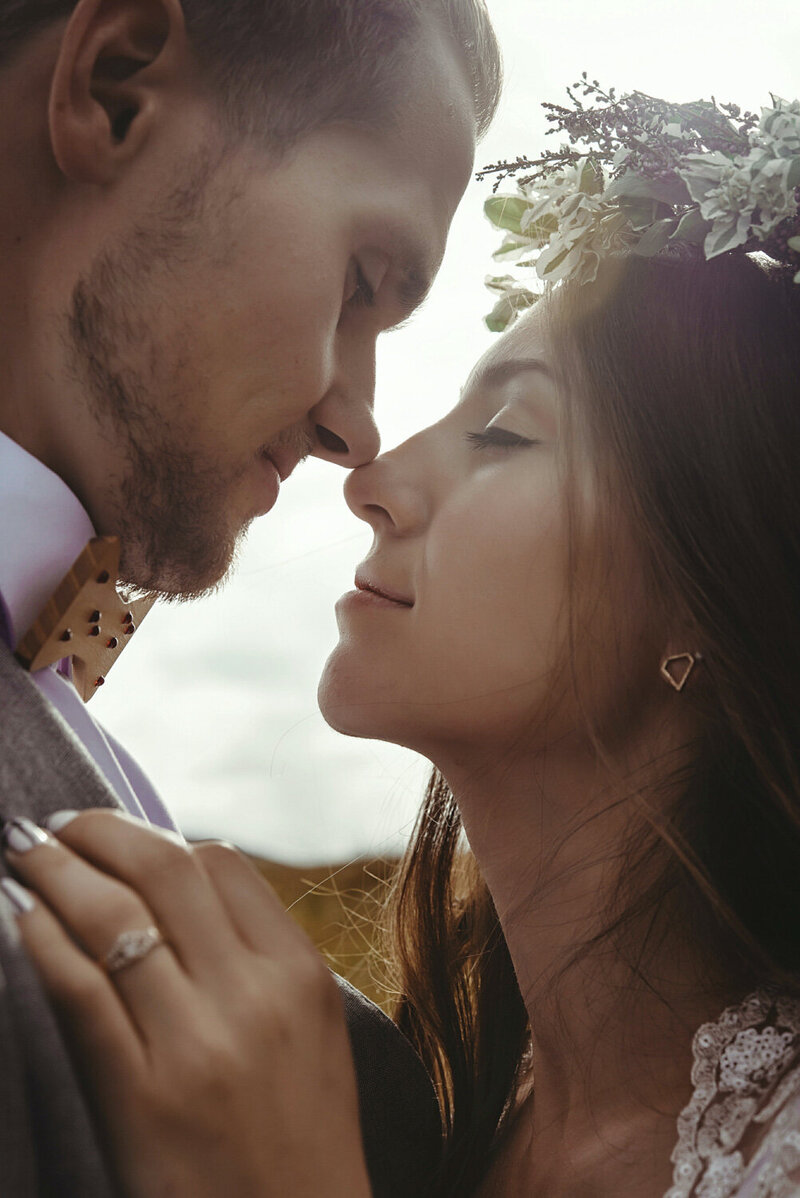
[317,667,378,740]
[317,662,414,747]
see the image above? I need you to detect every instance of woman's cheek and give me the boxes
[420,525,561,708]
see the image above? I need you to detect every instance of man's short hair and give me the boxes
[0,0,501,145]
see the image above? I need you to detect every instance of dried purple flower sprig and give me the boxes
[479,75,759,193]
[480,76,800,332]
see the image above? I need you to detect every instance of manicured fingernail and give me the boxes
[2,818,50,854]
[43,810,79,834]
[0,877,35,914]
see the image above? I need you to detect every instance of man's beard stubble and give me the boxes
[66,241,247,601]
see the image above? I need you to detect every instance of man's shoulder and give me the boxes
[0,635,70,747]
[0,638,120,822]
[337,975,443,1198]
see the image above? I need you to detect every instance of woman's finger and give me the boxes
[192,840,313,958]
[2,818,194,1040]
[0,876,146,1109]
[42,810,242,984]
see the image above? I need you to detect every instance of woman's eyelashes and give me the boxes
[465,427,540,452]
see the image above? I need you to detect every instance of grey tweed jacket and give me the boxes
[0,640,442,1197]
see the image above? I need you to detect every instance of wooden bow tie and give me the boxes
[15,537,156,702]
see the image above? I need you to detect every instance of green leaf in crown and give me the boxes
[479,78,800,331]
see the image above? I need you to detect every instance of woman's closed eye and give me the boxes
[465,427,540,452]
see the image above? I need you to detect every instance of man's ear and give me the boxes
[48,0,188,184]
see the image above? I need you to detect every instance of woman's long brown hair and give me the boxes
[382,253,800,1196]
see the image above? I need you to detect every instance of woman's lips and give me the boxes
[352,572,414,607]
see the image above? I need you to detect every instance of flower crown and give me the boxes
[480,77,800,332]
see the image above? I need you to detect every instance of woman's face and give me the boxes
[319,304,649,763]
[319,305,574,757]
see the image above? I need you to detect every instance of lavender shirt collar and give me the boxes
[0,431,179,834]
[0,431,95,650]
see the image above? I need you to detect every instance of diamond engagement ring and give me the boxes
[103,926,166,975]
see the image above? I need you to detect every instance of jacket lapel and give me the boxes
[0,640,123,826]
[0,640,118,1195]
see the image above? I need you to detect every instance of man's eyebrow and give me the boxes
[469,357,554,391]
[396,263,433,314]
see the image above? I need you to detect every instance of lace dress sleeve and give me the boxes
[734,1088,800,1197]
[666,992,800,1198]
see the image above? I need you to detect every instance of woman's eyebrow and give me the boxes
[471,357,554,391]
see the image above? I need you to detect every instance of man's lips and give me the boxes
[251,442,307,519]
[261,447,301,483]
[253,454,281,517]
[353,570,414,607]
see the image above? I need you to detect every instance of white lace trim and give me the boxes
[666,991,800,1198]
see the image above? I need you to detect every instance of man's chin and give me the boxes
[117,536,239,602]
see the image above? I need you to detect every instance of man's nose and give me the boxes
[309,334,381,468]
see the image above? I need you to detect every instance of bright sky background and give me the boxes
[93,0,800,863]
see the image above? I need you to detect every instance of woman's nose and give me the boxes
[343,439,431,536]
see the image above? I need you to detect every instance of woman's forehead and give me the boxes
[462,304,553,399]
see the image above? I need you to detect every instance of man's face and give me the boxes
[37,25,475,596]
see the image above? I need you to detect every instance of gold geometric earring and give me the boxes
[659,651,703,692]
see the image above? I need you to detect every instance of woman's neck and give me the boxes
[440,738,734,1193]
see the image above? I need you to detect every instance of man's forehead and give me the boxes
[382,20,477,213]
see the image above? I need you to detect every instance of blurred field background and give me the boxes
[250,854,400,1012]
